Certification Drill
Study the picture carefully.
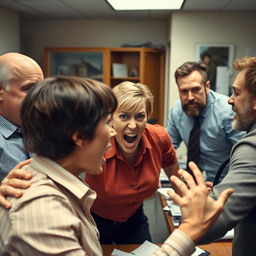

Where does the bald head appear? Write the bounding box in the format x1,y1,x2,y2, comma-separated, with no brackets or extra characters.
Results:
0,52,44,126
0,52,43,89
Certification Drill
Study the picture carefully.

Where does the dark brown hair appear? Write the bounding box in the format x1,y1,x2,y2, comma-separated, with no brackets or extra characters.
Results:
21,76,117,160
175,61,208,85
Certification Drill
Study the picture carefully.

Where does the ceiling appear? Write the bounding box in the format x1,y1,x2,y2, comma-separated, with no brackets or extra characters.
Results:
0,0,256,20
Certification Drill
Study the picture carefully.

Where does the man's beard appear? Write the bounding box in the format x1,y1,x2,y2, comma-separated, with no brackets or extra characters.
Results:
232,98,255,132
182,102,205,117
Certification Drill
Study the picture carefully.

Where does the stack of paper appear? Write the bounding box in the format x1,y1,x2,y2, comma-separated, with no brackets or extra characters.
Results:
111,240,209,256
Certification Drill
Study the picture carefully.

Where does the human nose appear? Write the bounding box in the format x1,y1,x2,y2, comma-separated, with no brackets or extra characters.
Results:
128,119,137,129
228,94,234,105
187,90,195,101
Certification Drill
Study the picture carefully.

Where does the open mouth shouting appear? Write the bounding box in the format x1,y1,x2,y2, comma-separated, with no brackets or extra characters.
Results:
123,134,138,149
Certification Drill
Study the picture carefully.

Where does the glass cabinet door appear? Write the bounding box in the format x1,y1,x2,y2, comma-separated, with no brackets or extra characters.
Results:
45,49,104,81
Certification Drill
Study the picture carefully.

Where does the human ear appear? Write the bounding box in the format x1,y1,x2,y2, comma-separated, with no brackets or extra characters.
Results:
205,81,211,92
72,132,85,148
0,86,5,102
252,98,256,111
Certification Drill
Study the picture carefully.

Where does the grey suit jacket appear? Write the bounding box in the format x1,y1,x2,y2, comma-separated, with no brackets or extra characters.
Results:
197,123,256,256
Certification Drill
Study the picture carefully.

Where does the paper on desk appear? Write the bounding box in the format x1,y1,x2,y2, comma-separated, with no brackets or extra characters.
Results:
192,247,209,256
111,249,132,256
111,241,159,256
160,169,169,182
157,187,173,199
220,229,234,240
111,242,208,256
131,240,159,255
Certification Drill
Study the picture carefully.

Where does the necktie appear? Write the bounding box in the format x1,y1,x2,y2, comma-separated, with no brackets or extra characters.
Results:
186,117,201,174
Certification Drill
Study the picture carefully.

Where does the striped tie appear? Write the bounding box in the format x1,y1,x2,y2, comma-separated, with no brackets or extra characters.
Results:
186,117,201,174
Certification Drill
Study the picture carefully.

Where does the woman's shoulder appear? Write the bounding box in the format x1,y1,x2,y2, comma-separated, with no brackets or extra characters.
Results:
145,124,170,142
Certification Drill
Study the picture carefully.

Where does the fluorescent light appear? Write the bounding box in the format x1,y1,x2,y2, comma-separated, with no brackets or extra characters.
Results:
106,0,184,10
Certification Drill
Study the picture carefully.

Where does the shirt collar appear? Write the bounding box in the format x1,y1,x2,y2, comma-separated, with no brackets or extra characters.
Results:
200,90,214,119
105,125,152,160
0,115,19,138
31,155,94,200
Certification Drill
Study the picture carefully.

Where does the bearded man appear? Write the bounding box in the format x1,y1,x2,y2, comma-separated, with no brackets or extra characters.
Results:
167,61,245,182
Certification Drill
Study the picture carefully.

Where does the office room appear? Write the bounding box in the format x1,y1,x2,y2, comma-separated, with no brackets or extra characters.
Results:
0,0,256,255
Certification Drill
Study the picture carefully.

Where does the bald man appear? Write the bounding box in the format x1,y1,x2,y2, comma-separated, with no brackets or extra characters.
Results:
0,53,43,181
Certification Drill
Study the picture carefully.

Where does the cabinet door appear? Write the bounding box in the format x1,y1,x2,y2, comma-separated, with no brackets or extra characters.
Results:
44,48,106,82
143,51,165,125
109,50,140,87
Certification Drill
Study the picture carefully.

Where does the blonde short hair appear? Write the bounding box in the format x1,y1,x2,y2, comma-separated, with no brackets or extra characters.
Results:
112,81,154,119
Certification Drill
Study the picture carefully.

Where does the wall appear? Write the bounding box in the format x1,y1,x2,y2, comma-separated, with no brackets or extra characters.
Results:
168,11,256,111
167,11,256,156
20,18,168,68
0,7,19,54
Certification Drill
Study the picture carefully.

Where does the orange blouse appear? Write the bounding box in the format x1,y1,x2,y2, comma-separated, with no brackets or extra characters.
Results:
85,124,177,222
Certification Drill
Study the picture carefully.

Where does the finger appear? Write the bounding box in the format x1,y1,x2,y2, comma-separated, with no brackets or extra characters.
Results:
170,175,189,195
14,159,32,169
6,178,31,189
205,181,213,189
3,168,32,182
216,188,234,207
178,168,197,189
168,189,183,206
188,162,205,185
0,184,23,198
0,195,12,209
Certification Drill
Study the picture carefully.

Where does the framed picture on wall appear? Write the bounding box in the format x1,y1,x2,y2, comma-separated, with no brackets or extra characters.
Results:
195,43,235,95
44,48,105,81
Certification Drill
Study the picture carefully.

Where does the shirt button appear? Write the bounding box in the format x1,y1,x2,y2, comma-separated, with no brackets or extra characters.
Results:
130,185,137,190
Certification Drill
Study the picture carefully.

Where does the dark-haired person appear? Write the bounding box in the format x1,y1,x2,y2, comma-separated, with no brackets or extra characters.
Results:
0,80,179,245
167,61,244,182
0,75,232,256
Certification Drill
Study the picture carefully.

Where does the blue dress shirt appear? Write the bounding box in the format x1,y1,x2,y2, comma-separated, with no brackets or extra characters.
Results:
0,116,30,181
167,90,245,182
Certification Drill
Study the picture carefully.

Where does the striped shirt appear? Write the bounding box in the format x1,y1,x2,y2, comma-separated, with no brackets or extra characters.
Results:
0,155,195,256
0,155,102,256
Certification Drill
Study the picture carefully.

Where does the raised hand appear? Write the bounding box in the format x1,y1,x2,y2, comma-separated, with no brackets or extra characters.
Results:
167,162,233,242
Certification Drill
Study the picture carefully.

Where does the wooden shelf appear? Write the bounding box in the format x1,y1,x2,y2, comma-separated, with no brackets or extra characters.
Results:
44,47,165,125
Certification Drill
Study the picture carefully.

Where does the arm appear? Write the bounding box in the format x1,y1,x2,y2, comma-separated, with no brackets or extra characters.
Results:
198,141,256,244
153,162,233,256
163,163,179,179
0,159,32,209
166,106,182,150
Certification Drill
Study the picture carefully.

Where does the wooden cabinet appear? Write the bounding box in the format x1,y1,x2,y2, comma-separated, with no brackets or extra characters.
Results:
44,47,165,124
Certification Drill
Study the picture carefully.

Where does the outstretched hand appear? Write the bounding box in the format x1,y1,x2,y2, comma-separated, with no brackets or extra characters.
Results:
167,162,233,242
0,159,32,209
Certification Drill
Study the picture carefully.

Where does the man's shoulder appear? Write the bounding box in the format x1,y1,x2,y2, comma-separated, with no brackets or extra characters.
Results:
169,100,184,118
209,91,233,117
233,126,256,150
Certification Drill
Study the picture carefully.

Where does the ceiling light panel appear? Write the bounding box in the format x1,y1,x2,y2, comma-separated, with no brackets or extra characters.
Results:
106,0,184,10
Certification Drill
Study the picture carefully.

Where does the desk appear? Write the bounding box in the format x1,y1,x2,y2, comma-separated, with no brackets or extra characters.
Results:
158,193,232,256
102,242,232,256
